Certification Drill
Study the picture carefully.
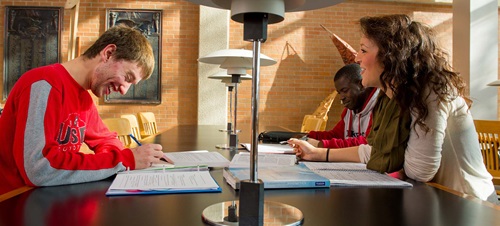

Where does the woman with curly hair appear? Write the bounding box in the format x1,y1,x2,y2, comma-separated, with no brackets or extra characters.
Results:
288,14,496,203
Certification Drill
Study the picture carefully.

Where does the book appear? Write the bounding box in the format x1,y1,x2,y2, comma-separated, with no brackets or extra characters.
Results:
229,153,297,168
303,162,413,188
241,143,294,154
162,150,230,168
106,168,221,196
223,162,330,189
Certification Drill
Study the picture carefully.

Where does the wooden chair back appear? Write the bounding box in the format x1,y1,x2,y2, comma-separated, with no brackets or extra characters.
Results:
137,112,158,137
79,143,94,154
103,118,134,148
121,114,141,140
301,115,325,133
310,91,337,131
473,120,500,195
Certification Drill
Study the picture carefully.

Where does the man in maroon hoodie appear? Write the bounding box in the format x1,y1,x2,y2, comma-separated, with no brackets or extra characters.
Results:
306,63,379,148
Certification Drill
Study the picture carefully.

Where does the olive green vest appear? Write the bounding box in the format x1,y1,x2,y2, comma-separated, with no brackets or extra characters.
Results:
366,93,411,173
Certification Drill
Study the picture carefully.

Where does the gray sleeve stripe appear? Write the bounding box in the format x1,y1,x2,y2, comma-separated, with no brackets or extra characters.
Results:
24,81,123,186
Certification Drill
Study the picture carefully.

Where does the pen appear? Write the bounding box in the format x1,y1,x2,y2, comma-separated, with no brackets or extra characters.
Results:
129,134,142,146
280,135,308,145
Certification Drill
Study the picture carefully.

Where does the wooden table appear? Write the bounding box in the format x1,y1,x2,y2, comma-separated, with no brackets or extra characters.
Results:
1,125,499,226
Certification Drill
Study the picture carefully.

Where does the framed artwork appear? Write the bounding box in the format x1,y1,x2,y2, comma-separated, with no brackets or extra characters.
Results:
104,8,162,104
3,6,63,101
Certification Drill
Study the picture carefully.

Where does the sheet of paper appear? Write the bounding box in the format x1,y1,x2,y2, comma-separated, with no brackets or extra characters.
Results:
229,153,297,168
130,164,209,173
241,143,294,154
109,171,219,190
163,150,230,167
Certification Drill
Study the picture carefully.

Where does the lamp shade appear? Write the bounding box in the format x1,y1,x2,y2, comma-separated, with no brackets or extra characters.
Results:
185,0,344,24
209,71,252,84
199,49,276,75
488,80,500,86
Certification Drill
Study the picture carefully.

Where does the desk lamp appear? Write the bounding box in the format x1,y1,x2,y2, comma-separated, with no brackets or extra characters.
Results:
188,0,344,225
200,49,276,152
208,71,252,150
488,80,500,86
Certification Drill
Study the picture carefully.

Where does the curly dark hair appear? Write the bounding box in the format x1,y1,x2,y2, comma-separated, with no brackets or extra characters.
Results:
359,14,468,132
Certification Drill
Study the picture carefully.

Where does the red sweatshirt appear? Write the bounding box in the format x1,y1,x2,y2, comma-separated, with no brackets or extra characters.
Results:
308,88,380,148
0,64,135,195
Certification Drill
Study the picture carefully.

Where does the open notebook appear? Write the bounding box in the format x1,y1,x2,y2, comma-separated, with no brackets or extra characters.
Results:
303,162,413,188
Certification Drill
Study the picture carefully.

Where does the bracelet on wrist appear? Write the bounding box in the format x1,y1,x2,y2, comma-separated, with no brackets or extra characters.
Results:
325,148,330,162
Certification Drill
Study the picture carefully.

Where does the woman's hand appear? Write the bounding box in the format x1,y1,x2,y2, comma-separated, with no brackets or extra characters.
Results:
287,138,326,161
306,138,321,147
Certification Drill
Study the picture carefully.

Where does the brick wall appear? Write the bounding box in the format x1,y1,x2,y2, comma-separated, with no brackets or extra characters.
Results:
0,0,459,132
229,2,453,131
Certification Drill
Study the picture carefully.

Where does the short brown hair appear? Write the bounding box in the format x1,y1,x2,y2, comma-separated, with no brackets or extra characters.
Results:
82,25,155,79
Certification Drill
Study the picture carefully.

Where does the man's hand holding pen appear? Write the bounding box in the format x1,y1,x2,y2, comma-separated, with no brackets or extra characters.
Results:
130,143,164,169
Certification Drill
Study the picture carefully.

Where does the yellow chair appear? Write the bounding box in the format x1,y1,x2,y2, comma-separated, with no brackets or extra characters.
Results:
121,114,142,141
103,118,134,148
137,112,158,138
300,115,325,133
309,91,337,131
300,91,337,133
473,120,500,195
79,143,94,154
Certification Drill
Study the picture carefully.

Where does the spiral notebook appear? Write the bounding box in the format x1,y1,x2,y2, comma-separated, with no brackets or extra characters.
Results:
303,162,413,188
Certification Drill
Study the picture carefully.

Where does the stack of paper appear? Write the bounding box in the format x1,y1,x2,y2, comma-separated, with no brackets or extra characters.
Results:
229,153,297,168
162,150,230,168
106,168,221,196
240,143,294,154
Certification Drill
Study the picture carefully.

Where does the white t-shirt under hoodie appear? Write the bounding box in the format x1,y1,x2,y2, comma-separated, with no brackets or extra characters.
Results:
358,90,495,201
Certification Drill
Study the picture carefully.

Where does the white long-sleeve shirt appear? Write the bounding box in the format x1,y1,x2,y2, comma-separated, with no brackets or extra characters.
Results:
358,91,495,201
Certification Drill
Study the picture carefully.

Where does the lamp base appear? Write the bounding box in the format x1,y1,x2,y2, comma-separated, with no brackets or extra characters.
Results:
201,200,303,226
215,143,245,150
218,129,241,133
216,129,244,150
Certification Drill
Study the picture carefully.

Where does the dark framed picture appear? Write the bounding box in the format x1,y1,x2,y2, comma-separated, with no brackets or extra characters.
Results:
3,6,63,101
104,8,162,104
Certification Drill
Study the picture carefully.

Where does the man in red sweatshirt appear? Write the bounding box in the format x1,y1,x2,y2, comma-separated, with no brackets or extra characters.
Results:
307,63,379,148
0,25,164,195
